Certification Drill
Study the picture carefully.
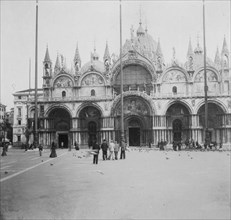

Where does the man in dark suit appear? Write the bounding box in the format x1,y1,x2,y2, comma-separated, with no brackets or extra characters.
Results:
92,140,100,164
101,139,108,160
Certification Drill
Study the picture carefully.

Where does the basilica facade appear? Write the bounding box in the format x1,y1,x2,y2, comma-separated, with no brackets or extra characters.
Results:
13,22,231,148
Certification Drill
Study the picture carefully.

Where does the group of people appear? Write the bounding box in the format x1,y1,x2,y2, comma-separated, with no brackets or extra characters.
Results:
91,139,127,164
155,138,223,151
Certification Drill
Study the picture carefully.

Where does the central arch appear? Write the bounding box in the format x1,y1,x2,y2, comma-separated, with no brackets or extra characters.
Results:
113,95,153,146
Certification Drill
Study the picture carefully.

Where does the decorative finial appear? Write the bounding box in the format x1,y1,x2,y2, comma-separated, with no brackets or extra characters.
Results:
173,47,176,60
197,33,200,47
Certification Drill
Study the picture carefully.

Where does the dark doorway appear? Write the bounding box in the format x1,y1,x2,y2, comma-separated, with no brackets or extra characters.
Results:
88,121,97,148
173,119,182,142
129,127,140,146
58,134,68,148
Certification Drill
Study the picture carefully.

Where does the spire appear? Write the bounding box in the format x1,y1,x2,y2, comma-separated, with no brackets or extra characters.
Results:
156,38,163,57
187,38,193,58
74,42,81,68
44,46,51,63
103,41,111,62
214,47,221,65
54,53,61,74
221,36,229,55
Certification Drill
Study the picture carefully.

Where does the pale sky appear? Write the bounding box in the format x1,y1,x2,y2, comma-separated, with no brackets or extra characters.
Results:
0,0,230,111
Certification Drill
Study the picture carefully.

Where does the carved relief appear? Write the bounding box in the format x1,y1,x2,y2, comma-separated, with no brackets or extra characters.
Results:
163,71,186,82
54,76,73,88
115,97,149,116
195,70,218,82
81,73,104,86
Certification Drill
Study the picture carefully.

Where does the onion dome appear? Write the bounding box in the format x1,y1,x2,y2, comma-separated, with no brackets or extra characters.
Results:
136,21,145,36
81,49,104,74
92,48,99,61
194,41,203,54
123,22,157,61
81,60,105,74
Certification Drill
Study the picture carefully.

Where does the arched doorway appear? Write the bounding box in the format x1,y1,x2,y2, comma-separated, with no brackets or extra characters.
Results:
48,108,71,148
197,103,225,142
172,119,182,142
79,106,101,147
113,95,153,146
166,102,191,142
128,118,141,146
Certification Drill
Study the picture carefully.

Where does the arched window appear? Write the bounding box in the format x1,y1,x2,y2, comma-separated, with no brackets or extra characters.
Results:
172,86,177,94
91,89,95,96
62,91,66,98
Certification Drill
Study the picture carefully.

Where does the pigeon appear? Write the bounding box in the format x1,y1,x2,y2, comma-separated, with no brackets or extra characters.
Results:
78,156,82,158
166,157,169,160
96,170,104,175
41,160,43,162
4,171,8,174
50,163,53,166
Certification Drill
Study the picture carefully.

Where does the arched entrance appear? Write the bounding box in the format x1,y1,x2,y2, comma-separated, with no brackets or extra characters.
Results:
79,106,101,147
128,117,142,146
113,95,153,146
166,102,191,142
48,108,71,148
172,119,182,142
197,103,225,142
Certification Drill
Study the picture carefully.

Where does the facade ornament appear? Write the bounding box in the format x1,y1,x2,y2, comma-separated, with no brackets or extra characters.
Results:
191,99,195,107
128,50,138,60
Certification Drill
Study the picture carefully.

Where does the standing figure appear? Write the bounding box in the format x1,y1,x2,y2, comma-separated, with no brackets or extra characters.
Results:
1,143,7,156
101,139,108,160
108,140,115,160
61,141,64,149
74,141,79,150
120,140,126,159
114,141,119,160
50,142,57,158
172,141,177,151
92,140,100,164
38,144,43,157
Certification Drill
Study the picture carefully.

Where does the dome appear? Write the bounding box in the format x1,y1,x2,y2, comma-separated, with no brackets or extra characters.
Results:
123,26,157,61
81,60,105,74
194,43,203,54
137,23,145,36
92,50,99,60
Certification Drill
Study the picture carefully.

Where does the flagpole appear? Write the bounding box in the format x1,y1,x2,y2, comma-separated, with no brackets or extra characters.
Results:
34,0,38,148
29,58,31,97
120,0,125,143
203,0,209,144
